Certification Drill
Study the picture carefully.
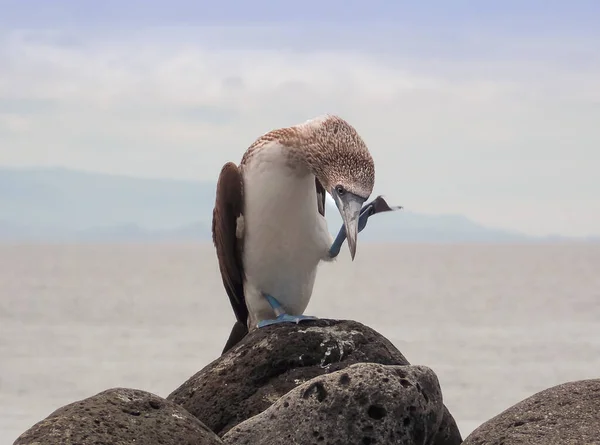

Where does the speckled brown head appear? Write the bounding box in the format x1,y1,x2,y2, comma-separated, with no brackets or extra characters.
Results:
244,115,375,197
294,115,375,200
293,115,375,259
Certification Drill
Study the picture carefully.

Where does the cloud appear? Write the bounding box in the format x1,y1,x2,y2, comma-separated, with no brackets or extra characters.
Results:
0,26,599,236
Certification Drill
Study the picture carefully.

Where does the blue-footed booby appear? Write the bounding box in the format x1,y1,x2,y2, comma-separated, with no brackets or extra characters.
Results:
213,115,400,353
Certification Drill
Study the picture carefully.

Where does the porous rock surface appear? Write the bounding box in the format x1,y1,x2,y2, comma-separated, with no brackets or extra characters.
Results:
463,379,600,445
167,319,461,444
13,387,223,445
223,362,446,445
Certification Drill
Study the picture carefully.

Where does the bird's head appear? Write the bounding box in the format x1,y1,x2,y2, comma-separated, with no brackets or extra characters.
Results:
297,115,375,260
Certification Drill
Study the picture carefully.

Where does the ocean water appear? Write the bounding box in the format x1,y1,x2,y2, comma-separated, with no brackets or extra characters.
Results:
1,243,599,443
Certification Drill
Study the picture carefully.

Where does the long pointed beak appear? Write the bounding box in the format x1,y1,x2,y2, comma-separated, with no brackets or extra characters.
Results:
333,192,365,260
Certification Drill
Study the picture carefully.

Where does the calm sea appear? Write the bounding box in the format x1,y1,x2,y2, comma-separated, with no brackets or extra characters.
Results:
1,243,599,442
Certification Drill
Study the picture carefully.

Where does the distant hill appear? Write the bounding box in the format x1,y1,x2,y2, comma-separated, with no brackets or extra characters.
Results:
0,166,588,243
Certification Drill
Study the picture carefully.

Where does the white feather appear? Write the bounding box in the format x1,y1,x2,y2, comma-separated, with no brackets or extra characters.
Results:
241,142,333,329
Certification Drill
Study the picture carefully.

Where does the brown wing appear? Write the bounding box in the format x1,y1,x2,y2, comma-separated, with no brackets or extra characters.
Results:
212,162,248,326
315,177,326,217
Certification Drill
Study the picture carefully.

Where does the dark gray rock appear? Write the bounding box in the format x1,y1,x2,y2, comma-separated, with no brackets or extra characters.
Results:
167,319,461,444
433,406,464,445
223,362,447,445
463,379,600,445
13,387,223,445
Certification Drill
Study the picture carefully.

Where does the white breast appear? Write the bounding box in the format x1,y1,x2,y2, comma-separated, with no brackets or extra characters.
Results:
240,143,332,328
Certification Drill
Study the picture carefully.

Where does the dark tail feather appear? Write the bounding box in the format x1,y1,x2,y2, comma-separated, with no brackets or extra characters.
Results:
221,321,249,355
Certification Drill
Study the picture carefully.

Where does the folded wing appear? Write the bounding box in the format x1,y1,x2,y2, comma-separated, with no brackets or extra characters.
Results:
212,162,248,327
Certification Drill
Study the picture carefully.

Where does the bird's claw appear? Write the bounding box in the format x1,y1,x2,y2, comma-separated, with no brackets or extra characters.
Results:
357,195,403,232
257,314,319,328
329,195,402,258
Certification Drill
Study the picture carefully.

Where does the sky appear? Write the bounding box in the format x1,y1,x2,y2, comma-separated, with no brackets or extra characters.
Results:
0,0,599,237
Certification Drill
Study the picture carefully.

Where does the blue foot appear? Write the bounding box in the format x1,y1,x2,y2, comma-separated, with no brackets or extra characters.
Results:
329,195,402,258
258,313,319,328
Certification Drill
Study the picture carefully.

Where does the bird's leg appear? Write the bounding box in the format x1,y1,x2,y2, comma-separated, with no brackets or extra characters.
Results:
328,195,401,258
256,294,318,328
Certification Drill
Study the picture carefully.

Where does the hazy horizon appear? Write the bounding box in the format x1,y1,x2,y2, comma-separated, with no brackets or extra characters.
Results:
3,165,600,243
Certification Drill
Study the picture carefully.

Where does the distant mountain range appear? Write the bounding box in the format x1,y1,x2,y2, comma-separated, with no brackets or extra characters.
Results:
0,167,596,243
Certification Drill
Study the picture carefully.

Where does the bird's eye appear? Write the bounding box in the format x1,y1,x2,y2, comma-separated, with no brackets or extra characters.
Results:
336,185,345,196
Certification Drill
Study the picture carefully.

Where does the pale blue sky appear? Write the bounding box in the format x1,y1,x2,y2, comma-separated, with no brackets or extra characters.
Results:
0,1,599,236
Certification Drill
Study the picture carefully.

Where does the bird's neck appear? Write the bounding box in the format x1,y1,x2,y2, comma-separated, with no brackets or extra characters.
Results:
244,139,316,178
